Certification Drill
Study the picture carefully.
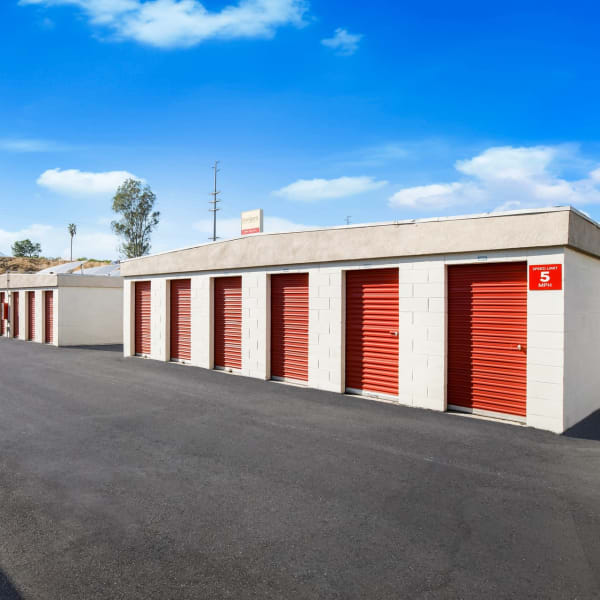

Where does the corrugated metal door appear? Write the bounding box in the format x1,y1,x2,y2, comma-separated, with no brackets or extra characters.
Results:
345,268,399,397
135,281,152,356
0,292,5,336
448,262,527,418
44,291,54,344
214,276,242,370
13,292,20,338
271,273,309,382
27,291,35,341
170,279,191,362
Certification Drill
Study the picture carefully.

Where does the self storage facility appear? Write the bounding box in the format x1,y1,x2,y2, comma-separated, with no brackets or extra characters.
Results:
0,273,123,346
119,206,600,434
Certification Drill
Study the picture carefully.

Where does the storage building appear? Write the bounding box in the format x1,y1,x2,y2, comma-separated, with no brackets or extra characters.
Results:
119,207,600,434
0,273,123,346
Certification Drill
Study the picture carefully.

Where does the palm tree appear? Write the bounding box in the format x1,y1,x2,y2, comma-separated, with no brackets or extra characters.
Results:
68,223,77,261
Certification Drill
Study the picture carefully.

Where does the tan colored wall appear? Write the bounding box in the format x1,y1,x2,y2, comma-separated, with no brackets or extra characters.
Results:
0,273,121,290
58,286,123,346
121,209,577,277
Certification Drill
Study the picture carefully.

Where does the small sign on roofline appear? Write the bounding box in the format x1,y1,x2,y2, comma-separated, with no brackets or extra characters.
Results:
241,209,263,235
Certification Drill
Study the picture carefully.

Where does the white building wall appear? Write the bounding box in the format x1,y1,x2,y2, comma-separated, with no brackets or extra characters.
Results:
18,291,27,341
563,248,600,430
396,259,446,410
34,290,43,343
191,275,212,368
525,250,566,433
123,280,134,356
150,278,168,360
308,267,343,392
52,289,59,346
122,247,580,433
242,272,268,379
57,286,123,346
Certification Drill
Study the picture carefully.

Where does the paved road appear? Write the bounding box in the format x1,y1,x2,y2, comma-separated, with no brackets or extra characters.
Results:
0,338,599,600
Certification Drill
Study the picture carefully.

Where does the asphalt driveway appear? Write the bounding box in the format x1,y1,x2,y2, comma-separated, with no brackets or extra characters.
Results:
0,338,599,599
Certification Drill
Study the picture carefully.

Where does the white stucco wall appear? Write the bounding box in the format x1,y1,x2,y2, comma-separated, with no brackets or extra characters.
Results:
58,286,123,346
563,248,600,430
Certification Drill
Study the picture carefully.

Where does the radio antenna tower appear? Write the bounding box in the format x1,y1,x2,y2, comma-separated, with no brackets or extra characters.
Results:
209,161,221,242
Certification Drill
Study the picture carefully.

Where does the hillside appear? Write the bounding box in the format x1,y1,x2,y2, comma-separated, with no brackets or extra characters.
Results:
0,257,111,274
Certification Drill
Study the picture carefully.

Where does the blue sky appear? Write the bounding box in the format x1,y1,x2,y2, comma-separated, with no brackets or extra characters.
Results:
2,0,600,259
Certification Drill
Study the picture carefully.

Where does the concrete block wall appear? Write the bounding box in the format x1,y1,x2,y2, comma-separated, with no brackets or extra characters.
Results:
308,267,343,392
35,290,43,343
242,271,269,379
123,280,133,356
124,246,597,433
525,250,565,433
150,279,168,360
18,291,26,341
396,259,446,411
191,275,212,368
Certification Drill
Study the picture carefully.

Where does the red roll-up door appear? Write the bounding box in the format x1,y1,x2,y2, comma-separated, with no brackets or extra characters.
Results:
448,262,528,418
44,291,54,344
345,268,399,397
27,291,35,341
0,292,5,336
135,281,152,356
271,273,309,382
170,279,191,362
214,276,242,370
13,292,20,338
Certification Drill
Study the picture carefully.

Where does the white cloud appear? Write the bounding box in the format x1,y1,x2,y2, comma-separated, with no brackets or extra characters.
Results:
193,215,314,240
0,137,66,152
0,223,119,259
389,145,600,212
321,27,362,56
19,0,308,48
37,168,138,197
274,176,387,202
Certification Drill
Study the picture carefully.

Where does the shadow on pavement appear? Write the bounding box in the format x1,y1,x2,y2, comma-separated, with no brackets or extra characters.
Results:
66,344,124,353
563,409,600,441
0,569,24,600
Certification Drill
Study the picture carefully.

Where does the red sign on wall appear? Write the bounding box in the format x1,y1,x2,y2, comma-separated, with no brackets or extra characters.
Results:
529,264,562,290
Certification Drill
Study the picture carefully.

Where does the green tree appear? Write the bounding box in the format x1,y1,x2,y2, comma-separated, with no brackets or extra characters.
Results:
111,179,160,258
12,239,41,258
68,223,77,261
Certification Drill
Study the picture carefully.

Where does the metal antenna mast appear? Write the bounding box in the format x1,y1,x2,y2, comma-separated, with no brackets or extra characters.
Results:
345,215,352,225
209,161,221,242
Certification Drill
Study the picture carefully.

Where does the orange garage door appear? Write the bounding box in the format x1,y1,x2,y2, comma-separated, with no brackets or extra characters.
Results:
448,262,528,418
271,273,309,383
44,291,54,344
13,292,20,338
27,291,35,341
135,281,152,355
345,268,399,397
170,279,191,362
214,277,242,370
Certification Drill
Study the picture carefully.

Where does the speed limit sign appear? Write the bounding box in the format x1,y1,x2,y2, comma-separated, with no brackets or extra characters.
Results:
529,264,562,290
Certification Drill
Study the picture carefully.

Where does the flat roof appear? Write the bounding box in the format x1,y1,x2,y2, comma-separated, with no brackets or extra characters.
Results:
0,273,123,290
120,206,600,277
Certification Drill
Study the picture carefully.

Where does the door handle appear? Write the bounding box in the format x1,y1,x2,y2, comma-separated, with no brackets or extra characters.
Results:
517,344,523,351
390,331,399,336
